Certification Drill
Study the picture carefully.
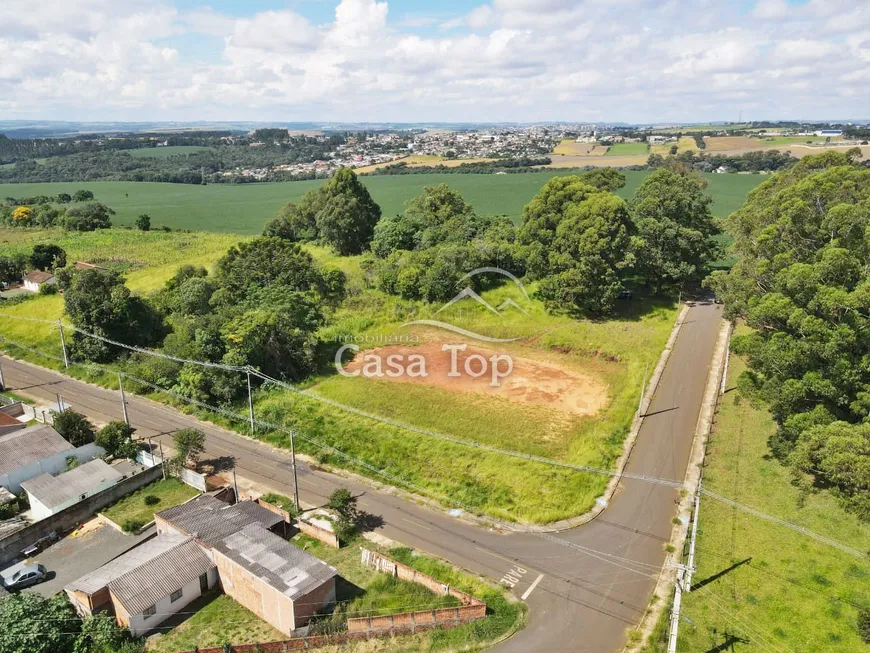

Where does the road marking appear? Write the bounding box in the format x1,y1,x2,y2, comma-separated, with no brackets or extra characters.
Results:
521,573,544,600
500,564,528,588
401,517,431,531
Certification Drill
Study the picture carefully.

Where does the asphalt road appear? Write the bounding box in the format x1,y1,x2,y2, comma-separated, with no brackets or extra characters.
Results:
0,301,723,652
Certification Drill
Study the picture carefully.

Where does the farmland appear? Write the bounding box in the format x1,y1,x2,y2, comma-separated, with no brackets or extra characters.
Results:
126,145,214,158
645,352,870,652
0,171,764,233
552,139,607,156
605,142,649,156
650,136,697,155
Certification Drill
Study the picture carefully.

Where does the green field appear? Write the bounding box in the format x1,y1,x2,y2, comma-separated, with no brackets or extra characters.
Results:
605,143,649,156
644,352,870,652
126,145,214,158
0,172,763,234
755,136,825,146
102,478,199,529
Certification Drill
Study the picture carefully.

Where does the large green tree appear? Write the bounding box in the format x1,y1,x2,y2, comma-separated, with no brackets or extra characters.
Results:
630,168,720,292
315,167,381,255
63,268,165,361
707,152,870,517
0,593,80,653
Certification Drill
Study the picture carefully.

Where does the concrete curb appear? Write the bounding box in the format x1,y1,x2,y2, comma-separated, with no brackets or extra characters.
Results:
625,318,732,652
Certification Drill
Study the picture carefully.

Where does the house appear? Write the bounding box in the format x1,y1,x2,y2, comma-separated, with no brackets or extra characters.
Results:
0,425,103,493
814,129,843,137
65,533,218,636
0,411,25,436
21,459,124,520
156,496,338,635
22,270,55,293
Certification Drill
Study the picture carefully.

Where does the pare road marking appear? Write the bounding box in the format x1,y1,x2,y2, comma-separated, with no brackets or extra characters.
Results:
500,565,527,588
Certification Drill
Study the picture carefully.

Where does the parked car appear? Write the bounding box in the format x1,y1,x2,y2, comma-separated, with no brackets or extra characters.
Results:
2,564,47,590
618,290,633,300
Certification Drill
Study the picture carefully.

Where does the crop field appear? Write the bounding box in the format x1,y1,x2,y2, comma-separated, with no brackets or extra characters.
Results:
126,145,214,158
650,136,698,155
0,172,763,234
703,136,760,151
552,140,608,156
644,352,870,652
605,142,649,156
354,154,499,174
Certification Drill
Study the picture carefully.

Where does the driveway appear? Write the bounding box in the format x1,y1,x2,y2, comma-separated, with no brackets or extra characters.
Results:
1,520,155,598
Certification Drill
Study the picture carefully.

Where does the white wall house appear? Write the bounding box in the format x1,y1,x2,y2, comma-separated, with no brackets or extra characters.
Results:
21,459,124,521
22,270,55,293
0,425,104,494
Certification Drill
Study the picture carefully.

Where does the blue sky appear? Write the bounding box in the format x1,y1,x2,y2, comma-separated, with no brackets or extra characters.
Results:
2,0,869,123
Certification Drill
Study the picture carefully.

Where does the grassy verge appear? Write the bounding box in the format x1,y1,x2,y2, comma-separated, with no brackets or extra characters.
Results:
101,478,199,530
642,353,870,652
295,535,524,652
145,593,284,653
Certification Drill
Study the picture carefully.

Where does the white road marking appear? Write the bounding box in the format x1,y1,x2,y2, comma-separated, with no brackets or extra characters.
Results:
521,573,544,600
401,517,431,531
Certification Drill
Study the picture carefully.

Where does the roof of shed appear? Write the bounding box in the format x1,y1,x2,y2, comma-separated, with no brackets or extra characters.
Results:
21,459,122,509
156,496,283,545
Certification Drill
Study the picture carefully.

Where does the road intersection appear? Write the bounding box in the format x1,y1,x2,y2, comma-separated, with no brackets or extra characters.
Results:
0,301,724,652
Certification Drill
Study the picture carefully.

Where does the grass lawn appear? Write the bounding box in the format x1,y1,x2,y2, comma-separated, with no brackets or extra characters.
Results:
643,352,870,652
605,143,649,156
146,593,284,653
0,171,762,233
102,478,199,529
293,536,524,652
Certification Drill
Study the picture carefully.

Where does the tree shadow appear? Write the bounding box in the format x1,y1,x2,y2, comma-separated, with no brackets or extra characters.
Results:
692,557,752,591
199,454,236,474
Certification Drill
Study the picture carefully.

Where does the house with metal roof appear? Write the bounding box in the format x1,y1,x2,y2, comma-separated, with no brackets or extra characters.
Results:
0,424,104,493
156,496,337,635
21,459,124,521
65,533,218,636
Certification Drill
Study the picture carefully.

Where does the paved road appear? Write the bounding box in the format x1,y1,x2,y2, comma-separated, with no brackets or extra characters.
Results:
0,302,723,652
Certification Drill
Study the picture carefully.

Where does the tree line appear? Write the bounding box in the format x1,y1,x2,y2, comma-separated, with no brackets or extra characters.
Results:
708,150,870,521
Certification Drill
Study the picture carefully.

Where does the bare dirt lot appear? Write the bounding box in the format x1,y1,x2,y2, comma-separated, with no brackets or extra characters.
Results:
343,341,609,417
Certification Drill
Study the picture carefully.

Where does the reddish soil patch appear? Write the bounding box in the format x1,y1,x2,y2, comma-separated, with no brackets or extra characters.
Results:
343,341,608,417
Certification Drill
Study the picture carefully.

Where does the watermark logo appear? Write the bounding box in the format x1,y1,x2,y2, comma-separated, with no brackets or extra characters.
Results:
334,267,530,386
401,267,530,343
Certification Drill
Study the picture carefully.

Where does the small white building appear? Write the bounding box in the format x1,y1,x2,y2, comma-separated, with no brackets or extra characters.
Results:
21,458,123,520
0,425,104,493
22,270,55,293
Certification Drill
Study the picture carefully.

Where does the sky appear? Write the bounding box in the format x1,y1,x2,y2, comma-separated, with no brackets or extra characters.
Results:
2,0,869,124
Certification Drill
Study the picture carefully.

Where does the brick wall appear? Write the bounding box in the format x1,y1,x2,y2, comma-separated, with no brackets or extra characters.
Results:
296,519,339,549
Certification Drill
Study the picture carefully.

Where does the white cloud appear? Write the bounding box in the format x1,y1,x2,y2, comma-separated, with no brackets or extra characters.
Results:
1,0,869,122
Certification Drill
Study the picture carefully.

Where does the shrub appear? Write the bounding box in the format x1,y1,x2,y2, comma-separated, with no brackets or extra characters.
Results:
121,518,147,533
143,495,160,506
859,607,870,644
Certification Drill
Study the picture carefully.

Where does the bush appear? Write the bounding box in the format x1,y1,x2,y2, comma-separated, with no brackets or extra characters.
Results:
38,282,58,295
143,495,160,506
859,607,870,644
121,518,147,533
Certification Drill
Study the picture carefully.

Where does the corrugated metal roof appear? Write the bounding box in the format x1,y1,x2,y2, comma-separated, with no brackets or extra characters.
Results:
216,523,337,601
0,425,73,477
108,538,214,615
65,533,189,595
21,459,122,509
157,496,283,546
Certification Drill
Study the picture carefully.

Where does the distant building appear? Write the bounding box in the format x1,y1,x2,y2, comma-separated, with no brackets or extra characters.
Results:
22,270,55,293
21,459,124,520
0,425,103,493
815,129,843,137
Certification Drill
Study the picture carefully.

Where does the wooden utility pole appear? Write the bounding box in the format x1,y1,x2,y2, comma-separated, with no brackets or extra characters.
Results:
118,373,129,425
58,320,69,368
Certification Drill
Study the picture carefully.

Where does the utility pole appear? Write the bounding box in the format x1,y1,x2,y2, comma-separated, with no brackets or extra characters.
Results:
56,393,65,412
638,361,650,416
289,429,300,513
58,319,69,369
686,480,701,591
246,369,255,435
667,565,687,653
118,373,129,426
0,358,5,391
158,441,167,480
232,465,239,503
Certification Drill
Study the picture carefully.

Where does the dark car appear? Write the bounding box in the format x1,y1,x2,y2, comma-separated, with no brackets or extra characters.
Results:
2,564,47,590
618,290,633,300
